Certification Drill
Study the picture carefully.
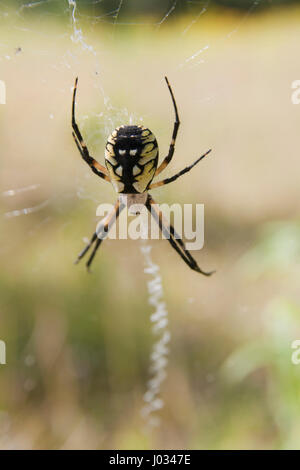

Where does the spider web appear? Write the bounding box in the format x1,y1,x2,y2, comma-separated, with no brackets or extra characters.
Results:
0,0,263,219
0,0,263,441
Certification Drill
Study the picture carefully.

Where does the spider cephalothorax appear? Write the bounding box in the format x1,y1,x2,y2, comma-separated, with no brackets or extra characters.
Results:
71,76,214,275
105,125,158,194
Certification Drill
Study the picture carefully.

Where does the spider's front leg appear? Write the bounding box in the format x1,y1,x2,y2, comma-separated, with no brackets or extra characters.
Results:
145,194,214,276
72,77,110,182
155,76,180,176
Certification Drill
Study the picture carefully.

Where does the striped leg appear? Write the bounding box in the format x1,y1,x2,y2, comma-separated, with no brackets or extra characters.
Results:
155,76,180,176
72,77,110,182
149,149,211,190
146,194,214,276
75,200,125,272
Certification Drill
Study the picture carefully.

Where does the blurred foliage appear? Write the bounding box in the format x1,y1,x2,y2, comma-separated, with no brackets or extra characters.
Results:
239,221,300,278
9,0,300,16
213,0,298,10
222,298,300,449
1,0,300,450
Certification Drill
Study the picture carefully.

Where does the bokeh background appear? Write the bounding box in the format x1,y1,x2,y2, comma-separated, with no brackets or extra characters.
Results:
1,0,300,450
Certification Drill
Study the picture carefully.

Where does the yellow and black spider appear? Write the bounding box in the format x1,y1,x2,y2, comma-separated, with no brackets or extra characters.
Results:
72,77,214,275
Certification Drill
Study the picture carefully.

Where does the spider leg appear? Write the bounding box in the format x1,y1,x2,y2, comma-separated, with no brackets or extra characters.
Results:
75,199,125,272
72,77,110,182
155,77,180,177
74,230,98,264
85,238,103,272
149,149,211,189
146,194,214,276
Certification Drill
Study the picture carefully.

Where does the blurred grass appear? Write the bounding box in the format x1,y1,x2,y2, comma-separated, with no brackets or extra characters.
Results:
0,5,300,449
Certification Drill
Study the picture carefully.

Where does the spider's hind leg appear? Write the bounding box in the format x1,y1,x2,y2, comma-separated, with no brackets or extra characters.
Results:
146,194,214,276
75,200,125,272
74,232,98,265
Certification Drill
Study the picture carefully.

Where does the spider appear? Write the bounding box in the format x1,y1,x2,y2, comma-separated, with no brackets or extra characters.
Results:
72,76,214,275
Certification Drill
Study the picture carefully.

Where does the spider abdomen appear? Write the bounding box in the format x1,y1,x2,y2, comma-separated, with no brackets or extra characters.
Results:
105,125,158,194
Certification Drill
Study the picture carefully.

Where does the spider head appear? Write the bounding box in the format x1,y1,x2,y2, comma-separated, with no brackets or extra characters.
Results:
104,125,159,193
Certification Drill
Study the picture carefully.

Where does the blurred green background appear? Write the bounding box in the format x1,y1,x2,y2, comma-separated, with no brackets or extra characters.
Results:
1,0,300,450
8,0,300,14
